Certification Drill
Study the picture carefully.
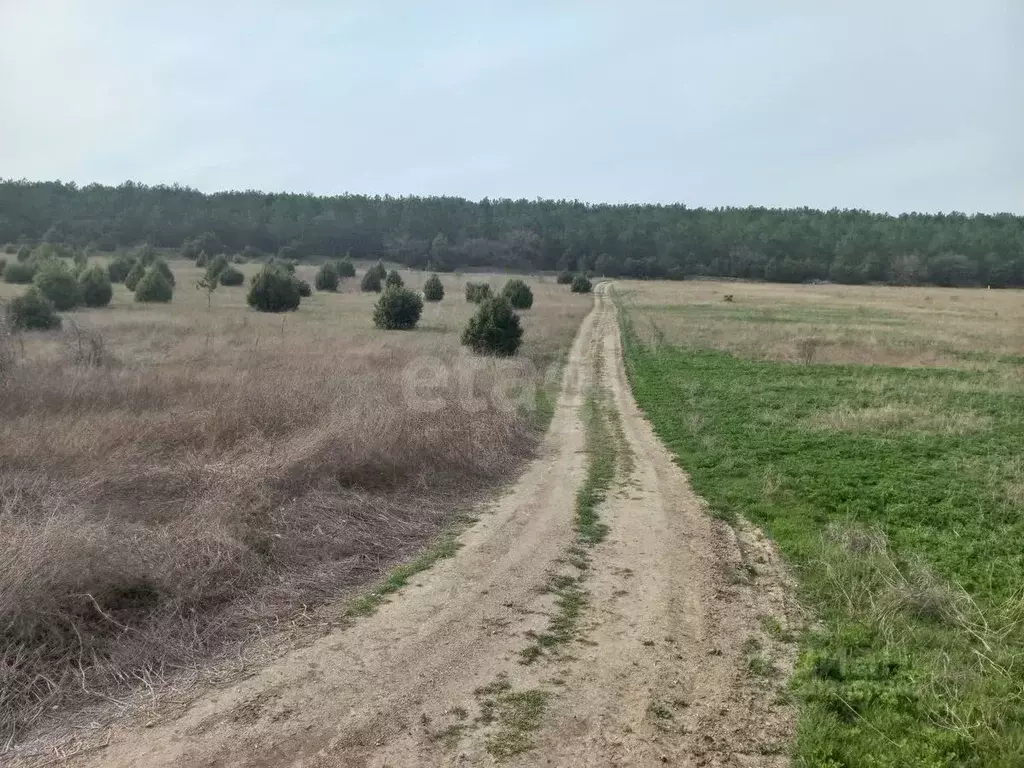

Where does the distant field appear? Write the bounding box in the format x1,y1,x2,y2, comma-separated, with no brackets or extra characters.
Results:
618,280,1024,767
0,260,590,740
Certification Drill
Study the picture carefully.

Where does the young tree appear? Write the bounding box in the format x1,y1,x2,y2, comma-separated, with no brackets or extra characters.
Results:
134,266,174,303
7,287,61,330
423,273,444,301
372,286,423,330
385,269,404,288
501,278,533,309
247,264,301,312
570,275,592,294
461,296,523,357
465,282,492,303
34,260,81,310
78,264,113,307
360,269,382,292
315,262,340,291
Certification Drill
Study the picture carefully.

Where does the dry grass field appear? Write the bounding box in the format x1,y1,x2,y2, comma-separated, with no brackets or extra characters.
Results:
0,261,590,741
618,279,1024,766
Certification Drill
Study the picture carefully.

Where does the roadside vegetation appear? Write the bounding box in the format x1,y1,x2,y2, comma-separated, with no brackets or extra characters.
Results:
618,280,1024,767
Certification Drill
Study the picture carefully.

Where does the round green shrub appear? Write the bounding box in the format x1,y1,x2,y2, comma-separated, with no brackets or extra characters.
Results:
7,287,61,330
556,270,573,285
368,261,388,281
570,275,593,294
423,273,444,301
502,278,533,309
360,269,382,292
219,265,244,286
465,282,493,303
385,269,404,288
4,261,37,284
107,254,135,283
247,264,300,312
78,264,113,308
314,262,340,291
294,278,312,297
372,286,423,330
335,258,356,278
462,296,523,357
33,261,81,310
134,266,174,303
123,260,146,291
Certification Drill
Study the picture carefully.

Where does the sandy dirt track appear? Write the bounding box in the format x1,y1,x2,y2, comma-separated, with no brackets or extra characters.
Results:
62,285,797,767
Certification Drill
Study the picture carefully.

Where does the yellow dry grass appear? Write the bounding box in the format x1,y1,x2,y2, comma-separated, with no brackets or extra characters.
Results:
0,261,590,740
618,279,1024,369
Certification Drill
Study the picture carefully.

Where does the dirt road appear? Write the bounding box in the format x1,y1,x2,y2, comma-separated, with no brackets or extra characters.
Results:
64,285,797,767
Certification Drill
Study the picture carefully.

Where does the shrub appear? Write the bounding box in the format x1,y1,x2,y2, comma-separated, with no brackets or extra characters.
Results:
134,266,174,303
461,296,523,357
570,275,593,294
33,260,81,310
134,244,157,267
314,262,340,291
502,278,534,309
123,260,146,291
78,264,113,308
335,258,356,278
465,282,493,303
4,261,37,284
219,265,244,286
204,254,229,284
247,264,301,312
423,273,444,301
372,286,423,330
6,287,61,330
556,270,573,285
107,254,135,283
16,245,31,262
368,260,388,280
195,250,210,267
294,278,312,297
385,269,404,288
361,269,382,292
153,258,176,287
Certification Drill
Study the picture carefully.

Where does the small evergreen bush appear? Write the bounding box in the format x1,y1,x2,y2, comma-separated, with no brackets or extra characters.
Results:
570,275,593,293
501,278,533,309
360,269,383,292
556,270,573,285
314,262,340,291
294,278,312,297
33,261,81,310
247,264,301,312
372,286,423,330
78,265,113,307
219,265,244,286
124,260,146,291
134,266,174,303
7,287,61,330
461,296,523,357
107,254,135,283
4,261,37,284
423,273,444,301
465,282,493,303
385,269,404,288
335,258,356,278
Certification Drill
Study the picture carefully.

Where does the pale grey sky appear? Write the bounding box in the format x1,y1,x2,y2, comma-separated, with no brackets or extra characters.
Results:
2,1,1021,213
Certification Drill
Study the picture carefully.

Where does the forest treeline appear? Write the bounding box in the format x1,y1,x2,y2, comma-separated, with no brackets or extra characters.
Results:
3,180,1023,287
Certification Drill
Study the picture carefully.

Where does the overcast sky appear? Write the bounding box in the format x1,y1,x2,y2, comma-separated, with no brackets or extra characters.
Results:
1,1,1021,213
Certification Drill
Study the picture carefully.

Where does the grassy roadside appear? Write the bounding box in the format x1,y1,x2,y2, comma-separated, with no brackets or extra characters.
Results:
618,300,1024,767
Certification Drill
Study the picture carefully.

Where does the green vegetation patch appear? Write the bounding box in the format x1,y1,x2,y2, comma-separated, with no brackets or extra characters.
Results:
619,305,1024,767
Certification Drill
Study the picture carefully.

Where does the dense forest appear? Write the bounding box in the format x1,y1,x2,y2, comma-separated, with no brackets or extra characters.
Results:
2,180,1023,287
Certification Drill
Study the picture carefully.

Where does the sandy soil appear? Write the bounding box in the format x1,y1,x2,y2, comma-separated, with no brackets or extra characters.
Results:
54,285,797,767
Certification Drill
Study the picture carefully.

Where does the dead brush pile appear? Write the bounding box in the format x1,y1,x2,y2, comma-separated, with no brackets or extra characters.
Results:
0,324,539,740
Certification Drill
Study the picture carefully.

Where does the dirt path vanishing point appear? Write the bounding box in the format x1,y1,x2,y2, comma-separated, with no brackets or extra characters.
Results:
58,285,799,768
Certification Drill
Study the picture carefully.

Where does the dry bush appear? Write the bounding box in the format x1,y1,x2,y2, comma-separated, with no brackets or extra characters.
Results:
0,262,591,741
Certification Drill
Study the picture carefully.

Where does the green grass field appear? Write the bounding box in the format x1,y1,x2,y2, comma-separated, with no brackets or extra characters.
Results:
617,281,1024,767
